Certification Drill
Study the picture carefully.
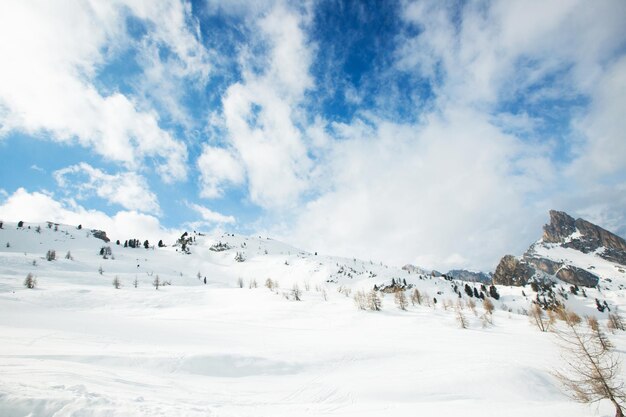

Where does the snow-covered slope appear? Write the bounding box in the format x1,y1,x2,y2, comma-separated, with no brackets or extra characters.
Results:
0,220,625,416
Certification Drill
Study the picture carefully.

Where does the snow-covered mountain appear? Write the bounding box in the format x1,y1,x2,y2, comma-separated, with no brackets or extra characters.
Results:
0,214,625,417
493,210,626,291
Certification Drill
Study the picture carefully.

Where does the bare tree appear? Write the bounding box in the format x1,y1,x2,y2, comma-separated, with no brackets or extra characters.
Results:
153,275,161,290
112,276,121,289
410,288,422,306
249,278,258,289
237,277,244,288
265,278,275,290
554,319,626,417
46,249,56,261
65,251,73,260
367,290,382,311
587,316,614,352
608,313,625,332
24,273,37,289
394,291,408,311
291,284,301,301
133,277,138,288
354,290,367,310
483,298,495,315
456,307,468,329
529,304,554,332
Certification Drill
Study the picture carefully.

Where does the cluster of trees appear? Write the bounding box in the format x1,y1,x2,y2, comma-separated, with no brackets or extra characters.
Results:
99,246,113,259
121,239,148,249
177,232,193,254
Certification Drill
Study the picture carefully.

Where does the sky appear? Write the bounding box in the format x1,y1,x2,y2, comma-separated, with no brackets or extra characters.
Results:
0,0,625,272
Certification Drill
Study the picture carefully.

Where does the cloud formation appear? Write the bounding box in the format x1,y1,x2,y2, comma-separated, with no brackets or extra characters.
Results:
0,0,211,182
0,188,176,244
54,163,160,214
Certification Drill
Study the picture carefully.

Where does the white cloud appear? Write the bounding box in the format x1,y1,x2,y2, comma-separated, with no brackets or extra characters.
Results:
187,202,235,224
0,188,177,244
54,163,160,214
396,0,626,106
570,56,626,177
0,0,211,182
197,146,245,198
204,4,314,208
279,109,552,271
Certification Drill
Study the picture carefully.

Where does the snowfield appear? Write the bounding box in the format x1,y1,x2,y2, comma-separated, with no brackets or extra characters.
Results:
1,222,625,416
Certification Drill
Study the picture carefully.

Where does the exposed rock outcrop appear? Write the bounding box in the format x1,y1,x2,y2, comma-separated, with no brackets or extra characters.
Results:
524,257,562,275
492,255,535,286
91,229,110,243
543,210,626,265
491,210,620,288
556,266,599,287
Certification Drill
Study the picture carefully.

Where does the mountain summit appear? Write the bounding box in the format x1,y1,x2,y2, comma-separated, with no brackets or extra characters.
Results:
493,210,626,287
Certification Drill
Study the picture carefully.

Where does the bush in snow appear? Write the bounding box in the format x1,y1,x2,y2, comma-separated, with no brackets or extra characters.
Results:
65,251,73,260
235,252,245,262
5,242,9,248
265,278,275,290
24,273,37,289
17,221,24,228
46,250,56,261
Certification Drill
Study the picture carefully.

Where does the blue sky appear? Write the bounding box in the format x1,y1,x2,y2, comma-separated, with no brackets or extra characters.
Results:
0,0,625,271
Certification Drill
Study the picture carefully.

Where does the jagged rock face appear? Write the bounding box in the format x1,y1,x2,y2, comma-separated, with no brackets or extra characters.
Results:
489,210,622,288
543,210,577,243
543,210,626,265
556,266,599,287
524,257,562,275
91,229,110,243
492,255,534,286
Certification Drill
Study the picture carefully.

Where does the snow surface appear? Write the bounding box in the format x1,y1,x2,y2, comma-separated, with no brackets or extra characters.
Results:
1,221,625,416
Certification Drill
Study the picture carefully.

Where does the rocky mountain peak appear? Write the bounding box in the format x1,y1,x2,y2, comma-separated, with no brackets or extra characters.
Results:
493,210,626,287
542,209,626,265
542,210,577,243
